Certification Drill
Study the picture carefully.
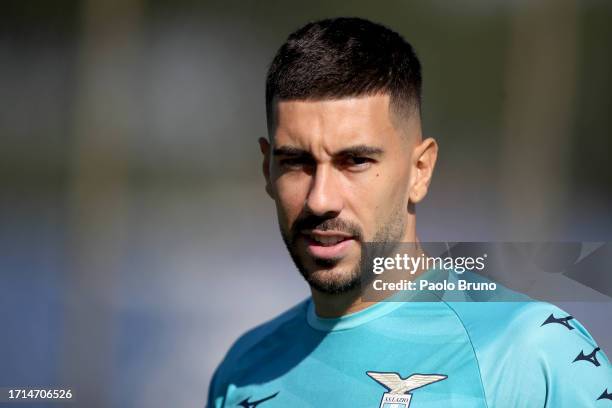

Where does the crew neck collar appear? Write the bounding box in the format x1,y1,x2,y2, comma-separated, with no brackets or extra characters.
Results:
305,268,449,331
306,297,405,332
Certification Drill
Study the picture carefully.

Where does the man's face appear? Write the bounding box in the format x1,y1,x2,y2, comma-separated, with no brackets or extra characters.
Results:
260,94,434,294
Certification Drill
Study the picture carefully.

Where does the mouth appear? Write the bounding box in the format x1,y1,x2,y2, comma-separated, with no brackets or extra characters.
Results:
300,230,357,260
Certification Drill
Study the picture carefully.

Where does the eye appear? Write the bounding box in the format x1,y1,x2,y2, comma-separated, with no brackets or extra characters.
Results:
343,156,374,170
279,156,313,169
347,156,370,165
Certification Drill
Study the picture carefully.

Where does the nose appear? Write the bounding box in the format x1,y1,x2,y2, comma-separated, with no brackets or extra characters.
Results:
305,164,344,217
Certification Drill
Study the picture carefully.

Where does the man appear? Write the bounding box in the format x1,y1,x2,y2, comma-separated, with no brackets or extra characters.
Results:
207,17,611,407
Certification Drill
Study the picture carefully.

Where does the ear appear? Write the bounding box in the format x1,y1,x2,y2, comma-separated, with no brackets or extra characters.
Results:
258,137,274,198
409,137,438,204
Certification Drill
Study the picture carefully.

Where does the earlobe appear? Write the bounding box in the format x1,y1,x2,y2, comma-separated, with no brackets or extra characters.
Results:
409,186,425,204
409,137,438,204
409,190,421,204
264,182,273,198
258,137,273,199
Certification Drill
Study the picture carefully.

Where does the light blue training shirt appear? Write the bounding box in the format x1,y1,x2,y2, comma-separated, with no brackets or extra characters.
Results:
207,271,611,407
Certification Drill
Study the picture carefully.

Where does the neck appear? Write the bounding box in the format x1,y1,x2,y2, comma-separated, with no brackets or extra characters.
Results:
311,220,419,318
310,287,375,318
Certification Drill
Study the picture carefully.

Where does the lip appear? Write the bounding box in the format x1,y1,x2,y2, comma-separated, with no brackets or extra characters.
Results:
301,230,356,260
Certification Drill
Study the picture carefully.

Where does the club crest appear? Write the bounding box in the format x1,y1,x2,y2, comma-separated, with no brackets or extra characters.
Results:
367,371,447,408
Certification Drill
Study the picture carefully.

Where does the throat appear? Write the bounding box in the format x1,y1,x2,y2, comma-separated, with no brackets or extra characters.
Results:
310,287,377,318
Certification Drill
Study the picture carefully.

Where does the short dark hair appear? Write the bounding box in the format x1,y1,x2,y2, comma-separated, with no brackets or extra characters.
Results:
265,17,422,134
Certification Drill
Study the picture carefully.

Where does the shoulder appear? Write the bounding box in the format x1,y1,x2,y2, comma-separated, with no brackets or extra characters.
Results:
208,299,309,397
217,298,308,370
225,299,309,359
439,269,602,354
444,298,602,360
439,271,578,342
445,299,611,406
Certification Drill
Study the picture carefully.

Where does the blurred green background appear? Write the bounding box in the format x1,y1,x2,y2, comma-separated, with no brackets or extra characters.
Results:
1,1,611,407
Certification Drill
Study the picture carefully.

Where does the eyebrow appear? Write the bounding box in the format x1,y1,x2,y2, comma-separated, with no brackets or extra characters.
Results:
273,145,384,157
272,146,308,156
336,145,384,157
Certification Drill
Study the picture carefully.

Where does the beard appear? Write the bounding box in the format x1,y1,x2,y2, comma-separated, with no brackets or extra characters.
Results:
280,200,407,295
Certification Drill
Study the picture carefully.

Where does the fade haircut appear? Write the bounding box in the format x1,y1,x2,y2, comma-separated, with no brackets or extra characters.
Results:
265,17,422,135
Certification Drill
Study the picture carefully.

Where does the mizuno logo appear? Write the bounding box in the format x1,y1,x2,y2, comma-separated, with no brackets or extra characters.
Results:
598,389,612,401
541,313,574,330
238,392,279,407
573,346,601,367
367,371,447,408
